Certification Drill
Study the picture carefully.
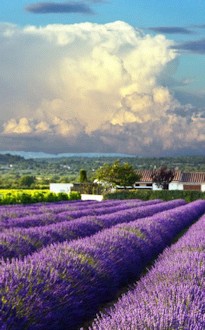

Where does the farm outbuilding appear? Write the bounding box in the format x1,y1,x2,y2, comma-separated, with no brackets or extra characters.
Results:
169,172,205,191
135,170,205,191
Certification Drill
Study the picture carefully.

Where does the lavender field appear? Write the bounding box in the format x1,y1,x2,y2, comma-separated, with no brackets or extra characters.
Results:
91,208,205,330
0,198,205,329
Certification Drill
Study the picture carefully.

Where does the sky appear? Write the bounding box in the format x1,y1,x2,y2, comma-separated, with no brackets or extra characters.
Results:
0,0,205,156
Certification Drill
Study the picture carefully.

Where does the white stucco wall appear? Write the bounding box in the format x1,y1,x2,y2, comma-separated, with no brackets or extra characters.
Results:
81,194,103,201
152,183,162,191
201,184,205,192
50,183,74,193
169,182,184,190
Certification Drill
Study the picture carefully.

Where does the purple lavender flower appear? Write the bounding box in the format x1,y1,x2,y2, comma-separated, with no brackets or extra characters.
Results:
91,210,205,330
0,199,158,231
0,200,204,329
0,199,183,259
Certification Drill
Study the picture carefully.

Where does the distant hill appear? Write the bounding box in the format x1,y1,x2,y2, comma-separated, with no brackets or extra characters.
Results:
0,153,25,163
0,151,136,159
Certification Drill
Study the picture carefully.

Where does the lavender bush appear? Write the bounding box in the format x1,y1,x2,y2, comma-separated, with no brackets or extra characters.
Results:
0,199,152,231
0,199,182,259
0,200,95,224
0,200,204,329
91,211,205,330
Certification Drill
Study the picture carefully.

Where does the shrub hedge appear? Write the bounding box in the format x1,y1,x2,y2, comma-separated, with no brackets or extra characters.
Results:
104,189,205,202
0,190,81,204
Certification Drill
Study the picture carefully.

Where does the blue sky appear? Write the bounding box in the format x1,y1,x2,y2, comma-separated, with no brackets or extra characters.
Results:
0,0,205,156
1,1,205,27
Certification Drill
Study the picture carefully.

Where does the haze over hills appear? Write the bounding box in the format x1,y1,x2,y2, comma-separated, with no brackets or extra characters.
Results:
0,151,136,159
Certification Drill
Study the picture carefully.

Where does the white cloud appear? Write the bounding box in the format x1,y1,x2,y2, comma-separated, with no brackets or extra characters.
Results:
3,118,33,134
0,21,205,154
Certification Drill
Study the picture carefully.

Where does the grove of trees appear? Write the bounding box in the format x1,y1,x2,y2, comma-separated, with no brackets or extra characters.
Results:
94,160,141,189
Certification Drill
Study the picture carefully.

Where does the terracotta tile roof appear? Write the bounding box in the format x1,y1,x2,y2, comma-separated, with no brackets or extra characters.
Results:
172,171,181,181
181,172,205,183
136,170,205,183
136,170,181,183
136,170,153,182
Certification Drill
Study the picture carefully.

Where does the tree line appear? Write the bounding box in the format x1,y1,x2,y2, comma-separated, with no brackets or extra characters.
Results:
0,159,175,191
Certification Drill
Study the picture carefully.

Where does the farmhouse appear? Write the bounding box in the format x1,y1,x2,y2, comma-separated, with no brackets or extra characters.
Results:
134,170,205,191
169,172,205,191
50,183,74,193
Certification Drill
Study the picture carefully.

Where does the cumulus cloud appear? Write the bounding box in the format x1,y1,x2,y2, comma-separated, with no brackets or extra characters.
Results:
0,21,205,155
111,87,175,125
3,118,33,134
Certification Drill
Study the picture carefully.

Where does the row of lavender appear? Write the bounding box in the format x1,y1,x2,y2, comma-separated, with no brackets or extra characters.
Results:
1,200,205,329
1,199,145,224
0,199,96,220
91,210,205,329
0,200,154,231
0,199,139,225
0,199,183,259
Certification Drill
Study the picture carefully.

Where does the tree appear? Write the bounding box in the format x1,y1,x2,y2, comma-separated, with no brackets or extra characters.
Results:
19,175,36,188
79,169,88,183
94,160,141,189
151,166,175,190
